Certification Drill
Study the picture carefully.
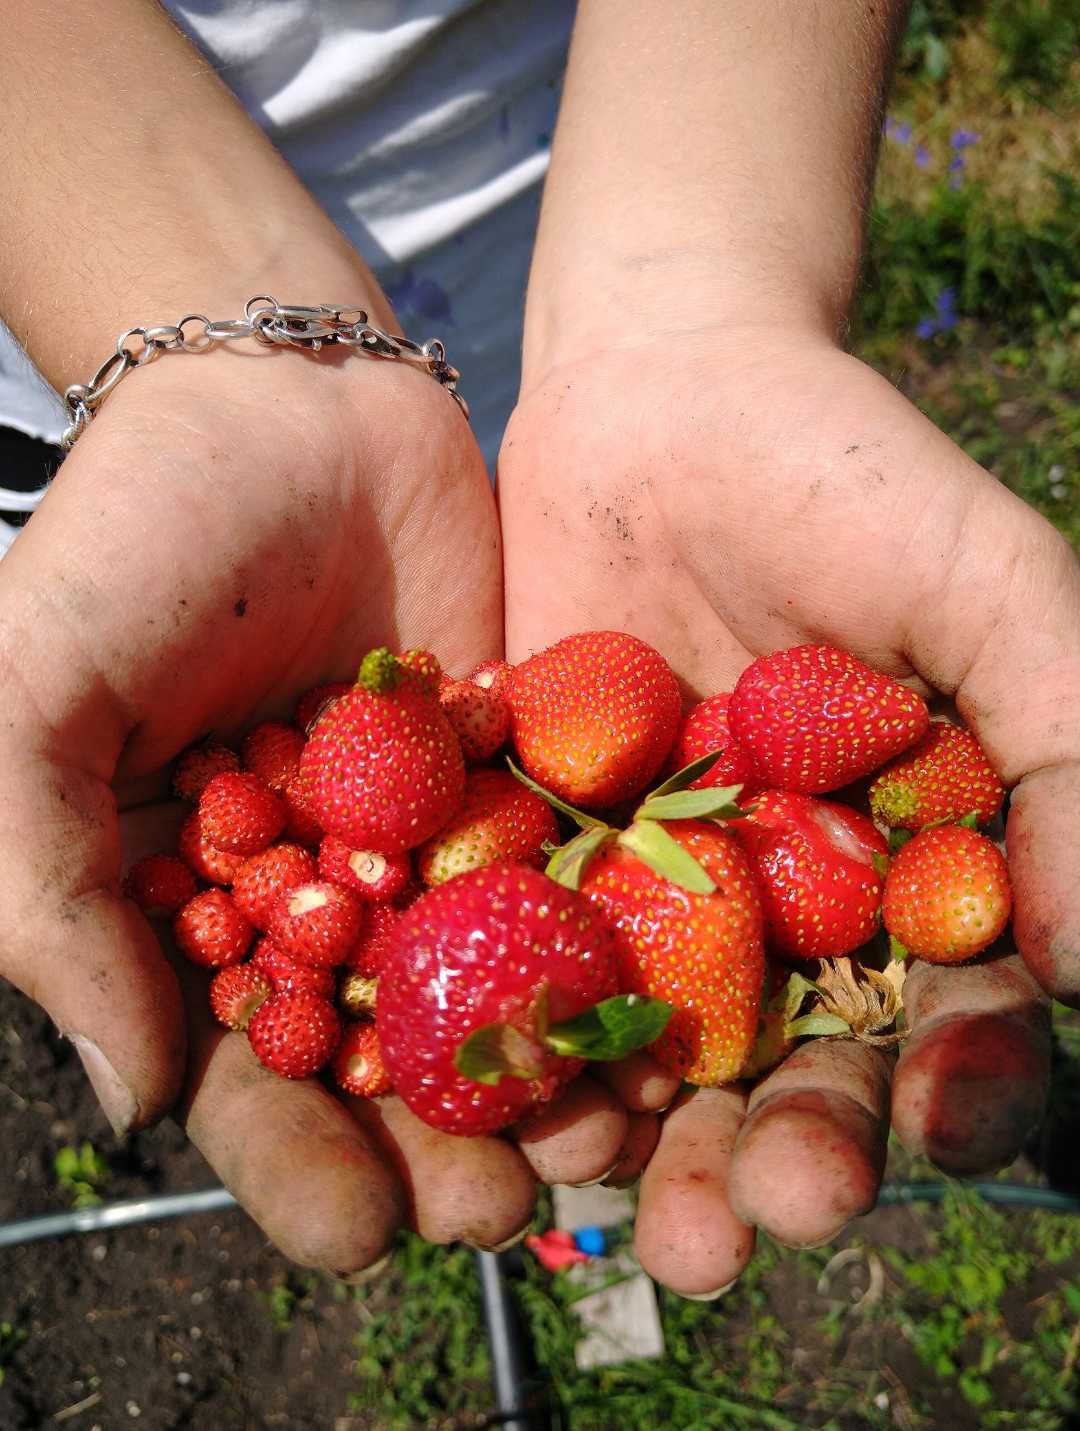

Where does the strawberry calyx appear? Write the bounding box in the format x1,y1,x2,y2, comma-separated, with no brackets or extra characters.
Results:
454,992,673,1085
779,958,908,1046
356,647,403,693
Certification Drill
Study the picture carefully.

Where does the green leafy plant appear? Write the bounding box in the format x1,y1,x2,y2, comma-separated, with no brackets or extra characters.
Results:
52,1142,110,1208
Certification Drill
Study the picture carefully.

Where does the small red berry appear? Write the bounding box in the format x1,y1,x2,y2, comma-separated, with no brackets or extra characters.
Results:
343,902,401,976
467,659,513,700
209,964,273,1030
177,812,247,886
198,772,286,856
318,837,412,902
173,889,254,968
241,722,305,794
439,679,511,762
331,1022,392,1097
295,681,353,735
123,854,197,917
281,772,325,848
268,881,366,968
232,843,318,930
252,938,336,998
173,742,240,802
248,991,341,1079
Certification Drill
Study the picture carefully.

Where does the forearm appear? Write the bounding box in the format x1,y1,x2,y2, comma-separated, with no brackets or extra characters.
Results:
524,0,909,385
0,0,389,391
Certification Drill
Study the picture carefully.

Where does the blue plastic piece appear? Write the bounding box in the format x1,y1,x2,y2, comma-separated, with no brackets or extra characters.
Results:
573,1225,606,1257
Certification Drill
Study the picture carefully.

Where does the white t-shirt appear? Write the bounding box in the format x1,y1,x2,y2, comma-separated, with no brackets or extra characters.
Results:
0,1,574,548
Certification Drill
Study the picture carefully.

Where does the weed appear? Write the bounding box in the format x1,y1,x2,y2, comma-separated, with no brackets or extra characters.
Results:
52,1142,110,1208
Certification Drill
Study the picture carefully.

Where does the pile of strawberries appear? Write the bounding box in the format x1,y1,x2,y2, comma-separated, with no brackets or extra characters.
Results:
123,633,1012,1138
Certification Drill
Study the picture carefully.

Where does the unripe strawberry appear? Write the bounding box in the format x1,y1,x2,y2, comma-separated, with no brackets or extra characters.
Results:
869,721,1005,830
173,889,254,968
338,972,379,1018
417,768,559,886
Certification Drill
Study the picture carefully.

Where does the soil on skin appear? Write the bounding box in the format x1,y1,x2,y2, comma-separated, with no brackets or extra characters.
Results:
0,982,371,1431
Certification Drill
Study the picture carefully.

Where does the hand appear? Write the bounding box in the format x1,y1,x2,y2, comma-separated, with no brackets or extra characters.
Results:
498,331,1067,1294
0,345,625,1274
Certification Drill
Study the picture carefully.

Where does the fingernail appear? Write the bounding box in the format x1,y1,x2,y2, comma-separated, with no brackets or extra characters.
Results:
566,1162,620,1189
680,1278,738,1303
472,1226,531,1254
71,1036,139,1138
339,1252,393,1286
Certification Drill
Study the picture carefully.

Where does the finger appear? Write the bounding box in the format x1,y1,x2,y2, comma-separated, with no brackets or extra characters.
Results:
592,1051,682,1113
177,969,404,1275
350,1095,537,1250
634,1086,754,1298
511,1075,628,1186
728,1039,891,1248
1008,769,1080,1002
892,952,1050,1175
603,1111,661,1188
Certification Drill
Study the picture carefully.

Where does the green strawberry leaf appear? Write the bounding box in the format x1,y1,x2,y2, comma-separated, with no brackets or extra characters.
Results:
545,826,614,890
646,750,724,798
889,935,909,962
636,784,747,823
544,994,673,1061
871,852,890,879
785,1012,853,1040
454,1023,546,1085
506,758,605,829
889,828,915,854
617,819,716,894
957,811,980,829
771,970,823,1021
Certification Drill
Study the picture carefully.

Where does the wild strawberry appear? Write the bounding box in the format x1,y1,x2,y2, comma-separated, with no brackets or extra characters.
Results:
869,720,1005,830
728,645,929,794
173,889,254,968
398,648,443,698
300,648,465,853
507,630,681,809
280,772,325,848
267,881,366,968
343,902,401,976
883,824,1011,964
198,772,286,856
331,1022,392,1097
177,812,247,885
123,854,198,917
247,991,341,1078
416,768,559,886
468,659,513,700
579,820,765,1085
669,693,761,793
295,681,352,735
252,937,336,998
209,964,273,1031
338,971,379,1017
377,864,643,1136
232,843,318,930
317,837,412,902
173,742,240,802
241,722,305,794
438,679,511,762
731,790,888,960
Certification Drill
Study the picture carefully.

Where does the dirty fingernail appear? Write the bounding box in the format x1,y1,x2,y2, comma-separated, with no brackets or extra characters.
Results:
339,1252,393,1286
72,1036,139,1138
679,1278,739,1303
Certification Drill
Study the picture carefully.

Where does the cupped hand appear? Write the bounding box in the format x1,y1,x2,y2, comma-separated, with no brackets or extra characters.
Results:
498,333,1072,1293
0,344,623,1274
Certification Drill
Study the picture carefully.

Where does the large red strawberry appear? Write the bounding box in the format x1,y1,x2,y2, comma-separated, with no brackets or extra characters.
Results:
300,647,465,853
416,768,559,886
883,824,1011,963
731,790,888,959
578,820,765,1085
668,693,761,793
377,864,666,1136
247,991,341,1078
728,644,929,794
507,630,681,809
869,720,1005,830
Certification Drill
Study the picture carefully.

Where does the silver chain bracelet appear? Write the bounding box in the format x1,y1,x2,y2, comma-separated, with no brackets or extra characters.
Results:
60,294,468,450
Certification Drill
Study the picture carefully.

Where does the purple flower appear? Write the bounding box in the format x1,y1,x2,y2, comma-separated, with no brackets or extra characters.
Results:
915,317,938,340
948,154,965,173
915,287,959,339
914,144,931,168
892,120,914,144
950,129,979,149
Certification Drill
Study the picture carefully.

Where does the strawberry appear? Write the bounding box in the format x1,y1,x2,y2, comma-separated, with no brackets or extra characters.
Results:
869,720,1005,830
731,790,888,959
331,1022,392,1097
252,937,336,998
123,854,197,917
247,991,341,1079
439,679,511,762
727,644,929,794
300,648,465,853
883,824,1011,963
177,812,247,885
317,836,412,902
241,722,305,794
295,681,352,735
737,961,797,1080
669,693,761,794
507,630,681,809
173,889,254,968
377,864,657,1136
343,902,401,976
280,772,325,848
398,648,443,698
173,742,240,802
209,964,273,1031
468,659,513,700
338,971,379,1017
578,820,765,1085
416,768,559,887
267,880,366,968
198,772,286,856
231,842,318,930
